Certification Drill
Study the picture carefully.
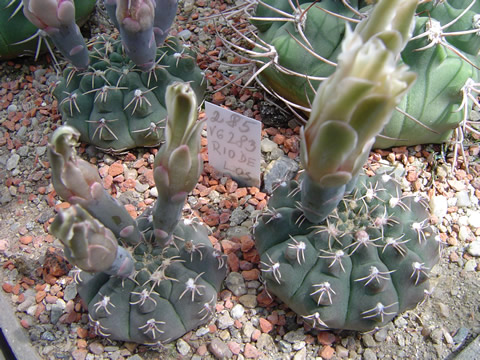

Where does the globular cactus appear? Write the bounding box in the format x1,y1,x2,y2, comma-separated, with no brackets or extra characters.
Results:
254,0,442,332
52,34,206,152
48,82,227,344
0,0,95,60
255,168,441,331
237,0,480,148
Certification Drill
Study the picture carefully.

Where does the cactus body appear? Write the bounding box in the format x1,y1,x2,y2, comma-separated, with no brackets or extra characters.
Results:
53,35,206,152
77,215,226,344
248,0,480,148
0,0,95,60
255,168,441,331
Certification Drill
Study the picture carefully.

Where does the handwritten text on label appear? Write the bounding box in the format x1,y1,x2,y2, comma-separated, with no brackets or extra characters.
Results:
205,102,261,187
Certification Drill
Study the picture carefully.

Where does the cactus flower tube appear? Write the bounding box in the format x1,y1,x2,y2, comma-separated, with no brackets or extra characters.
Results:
50,205,135,277
153,0,178,46
114,0,157,71
47,126,142,245
299,0,417,223
152,82,203,245
22,0,89,69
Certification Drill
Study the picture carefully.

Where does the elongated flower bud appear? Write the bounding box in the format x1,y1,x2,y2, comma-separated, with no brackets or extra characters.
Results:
48,126,102,203
299,0,418,223
114,0,156,70
48,126,142,245
22,0,89,69
153,0,178,46
152,82,203,244
50,205,134,277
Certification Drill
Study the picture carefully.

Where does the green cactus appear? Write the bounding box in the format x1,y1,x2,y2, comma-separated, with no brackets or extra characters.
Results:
0,0,96,61
253,0,443,332
255,168,441,331
52,34,206,152
48,82,227,344
240,0,480,148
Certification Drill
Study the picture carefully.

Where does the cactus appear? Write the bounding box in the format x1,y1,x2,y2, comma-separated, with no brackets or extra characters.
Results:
235,0,480,148
255,168,441,331
48,82,227,344
254,0,443,332
21,0,179,71
0,0,95,60
52,34,206,152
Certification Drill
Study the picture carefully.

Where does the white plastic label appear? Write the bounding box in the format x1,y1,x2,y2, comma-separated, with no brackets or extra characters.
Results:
205,102,261,187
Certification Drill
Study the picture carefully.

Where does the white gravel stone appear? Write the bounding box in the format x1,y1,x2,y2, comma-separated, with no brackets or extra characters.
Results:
464,259,477,272
6,153,20,171
231,304,245,319
468,211,480,228
466,241,480,257
149,186,158,197
458,226,472,242
456,191,471,208
430,196,448,220
261,138,278,153
176,339,190,356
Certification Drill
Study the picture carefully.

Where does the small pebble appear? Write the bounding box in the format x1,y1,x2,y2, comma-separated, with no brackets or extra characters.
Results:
466,241,480,257
208,338,233,360
468,211,480,228
6,153,20,171
176,339,190,356
238,294,257,309
293,347,307,360
217,312,234,329
231,304,245,319
260,138,278,153
363,348,377,360
362,334,377,348
464,259,477,272
430,196,448,220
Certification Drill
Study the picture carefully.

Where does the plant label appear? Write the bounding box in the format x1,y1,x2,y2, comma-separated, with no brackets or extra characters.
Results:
205,102,261,187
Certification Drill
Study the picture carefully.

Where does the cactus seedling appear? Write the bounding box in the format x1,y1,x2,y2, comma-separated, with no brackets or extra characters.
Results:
48,82,227,344
232,0,480,149
254,0,442,332
52,34,206,152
